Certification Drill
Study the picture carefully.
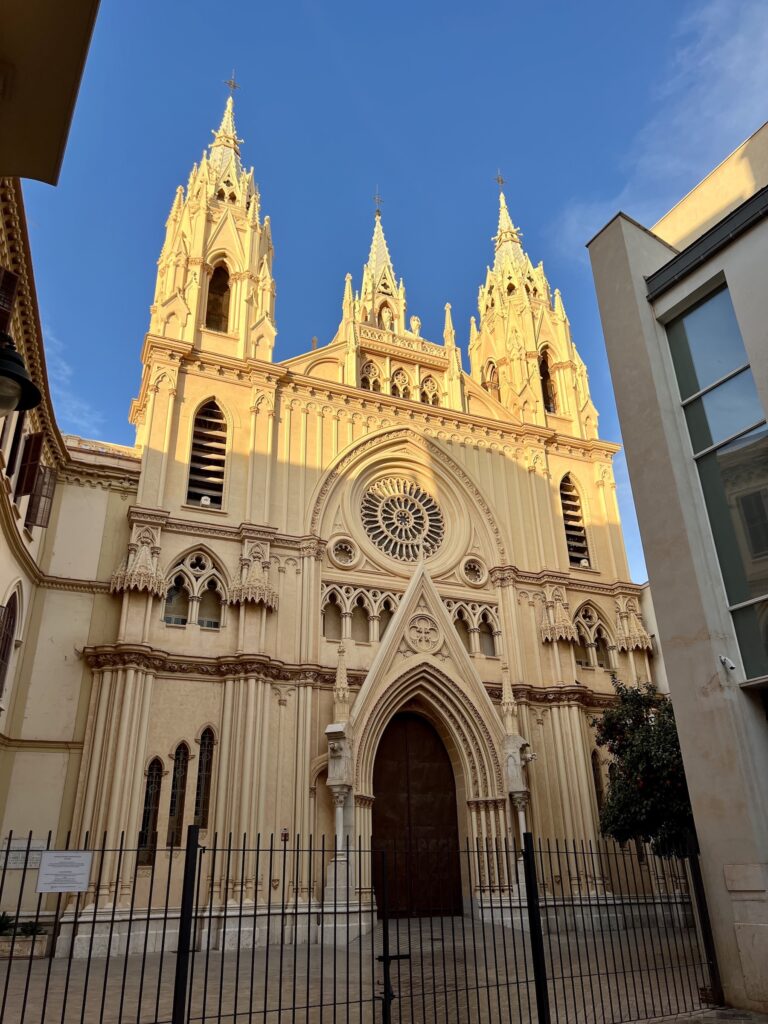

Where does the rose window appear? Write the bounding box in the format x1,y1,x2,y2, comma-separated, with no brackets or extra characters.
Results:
361,478,445,561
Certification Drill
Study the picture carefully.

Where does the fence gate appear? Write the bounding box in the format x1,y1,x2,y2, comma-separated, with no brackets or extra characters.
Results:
0,828,721,1024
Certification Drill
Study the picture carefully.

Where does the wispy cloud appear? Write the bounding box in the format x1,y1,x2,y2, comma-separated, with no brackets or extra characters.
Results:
556,0,768,256
43,327,105,438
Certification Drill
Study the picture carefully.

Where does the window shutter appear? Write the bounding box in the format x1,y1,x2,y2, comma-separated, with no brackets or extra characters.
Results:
15,431,44,498
24,464,56,529
0,597,17,697
5,411,26,477
0,268,18,333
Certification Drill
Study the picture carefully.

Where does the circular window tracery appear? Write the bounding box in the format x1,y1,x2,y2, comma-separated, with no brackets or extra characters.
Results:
360,478,445,561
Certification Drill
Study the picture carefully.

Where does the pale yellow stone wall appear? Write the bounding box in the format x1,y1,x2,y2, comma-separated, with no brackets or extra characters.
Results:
0,105,654,908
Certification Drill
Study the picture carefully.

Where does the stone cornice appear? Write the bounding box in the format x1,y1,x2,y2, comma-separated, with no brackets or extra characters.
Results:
81,643,367,685
490,565,647,598
0,733,83,752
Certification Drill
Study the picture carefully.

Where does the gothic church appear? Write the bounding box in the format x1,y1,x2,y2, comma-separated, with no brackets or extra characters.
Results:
0,97,656,913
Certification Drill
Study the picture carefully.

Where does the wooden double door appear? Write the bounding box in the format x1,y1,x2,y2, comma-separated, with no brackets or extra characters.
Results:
371,712,463,917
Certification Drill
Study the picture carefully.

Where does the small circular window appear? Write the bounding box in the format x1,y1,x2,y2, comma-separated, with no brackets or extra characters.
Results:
461,557,488,587
328,537,359,569
361,478,445,562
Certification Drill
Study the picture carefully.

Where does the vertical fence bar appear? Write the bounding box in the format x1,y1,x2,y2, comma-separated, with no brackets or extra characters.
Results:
523,832,550,1024
686,834,724,1007
172,824,200,1024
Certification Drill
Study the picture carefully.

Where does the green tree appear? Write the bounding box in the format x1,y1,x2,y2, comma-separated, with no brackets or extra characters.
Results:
592,681,694,857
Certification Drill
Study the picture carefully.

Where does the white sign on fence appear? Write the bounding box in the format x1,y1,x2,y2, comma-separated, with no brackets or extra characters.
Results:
35,851,93,893
1,838,47,869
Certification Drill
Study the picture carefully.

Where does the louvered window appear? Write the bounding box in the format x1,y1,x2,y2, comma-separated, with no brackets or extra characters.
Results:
194,728,215,828
5,412,25,478
24,464,56,529
539,353,557,414
167,743,190,847
205,265,230,332
0,268,18,333
15,432,43,499
187,401,227,508
0,594,17,699
560,474,590,567
138,758,163,866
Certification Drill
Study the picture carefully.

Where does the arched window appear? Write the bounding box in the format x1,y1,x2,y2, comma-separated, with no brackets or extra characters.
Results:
205,264,231,332
198,579,222,629
595,628,611,670
478,613,496,656
454,610,472,653
187,400,227,508
323,592,343,641
164,576,190,625
167,743,190,847
138,758,163,866
361,361,381,392
351,596,369,643
0,592,17,699
574,628,590,668
391,369,410,400
560,475,591,567
379,598,394,640
539,351,557,414
482,362,500,400
194,728,215,828
591,750,604,813
419,376,440,406
216,189,226,201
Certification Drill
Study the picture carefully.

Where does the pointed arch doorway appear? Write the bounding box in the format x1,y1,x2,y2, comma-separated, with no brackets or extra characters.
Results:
371,712,463,917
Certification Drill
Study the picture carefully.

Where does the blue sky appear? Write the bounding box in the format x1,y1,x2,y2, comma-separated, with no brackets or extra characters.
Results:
22,0,768,582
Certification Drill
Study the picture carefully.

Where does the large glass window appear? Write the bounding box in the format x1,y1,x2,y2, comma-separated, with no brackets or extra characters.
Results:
667,286,768,678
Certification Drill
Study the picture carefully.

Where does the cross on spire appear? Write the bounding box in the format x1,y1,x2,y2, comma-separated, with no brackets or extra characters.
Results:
373,187,383,217
495,170,506,191
224,70,240,96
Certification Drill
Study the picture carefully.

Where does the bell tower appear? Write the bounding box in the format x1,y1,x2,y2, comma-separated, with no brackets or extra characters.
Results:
148,94,276,363
468,191,598,439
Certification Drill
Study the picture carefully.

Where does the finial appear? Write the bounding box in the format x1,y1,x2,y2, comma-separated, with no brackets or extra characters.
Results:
495,169,505,191
224,70,240,97
373,186,383,217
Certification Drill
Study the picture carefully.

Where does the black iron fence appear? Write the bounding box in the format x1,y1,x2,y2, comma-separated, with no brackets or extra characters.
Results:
0,828,721,1024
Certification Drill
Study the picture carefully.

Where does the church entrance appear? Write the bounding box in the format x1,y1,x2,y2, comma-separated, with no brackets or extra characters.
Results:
371,711,463,917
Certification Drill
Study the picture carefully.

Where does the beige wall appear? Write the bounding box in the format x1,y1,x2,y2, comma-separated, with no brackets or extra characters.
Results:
589,209,768,1010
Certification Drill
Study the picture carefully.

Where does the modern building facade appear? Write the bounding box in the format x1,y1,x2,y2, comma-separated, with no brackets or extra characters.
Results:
0,97,655,928
589,123,768,1010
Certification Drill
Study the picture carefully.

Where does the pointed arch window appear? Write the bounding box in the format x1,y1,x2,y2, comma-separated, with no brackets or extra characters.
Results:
595,627,612,670
323,592,343,641
378,598,394,640
205,264,231,332
194,728,215,828
198,579,222,629
361,361,381,392
0,593,18,699
167,743,190,847
420,376,440,406
539,351,557,414
560,475,590,567
478,613,497,656
482,362,500,400
391,369,410,400
138,758,163,866
454,610,472,653
187,400,227,508
351,595,369,643
164,576,190,625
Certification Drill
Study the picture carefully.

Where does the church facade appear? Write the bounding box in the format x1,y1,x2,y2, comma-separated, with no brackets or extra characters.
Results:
0,99,656,910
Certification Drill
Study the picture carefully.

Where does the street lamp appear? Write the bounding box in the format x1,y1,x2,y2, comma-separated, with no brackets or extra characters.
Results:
0,331,41,416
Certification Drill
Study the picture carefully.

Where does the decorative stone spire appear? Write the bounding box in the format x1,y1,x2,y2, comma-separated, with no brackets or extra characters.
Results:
366,210,395,289
494,191,525,268
208,96,244,175
333,643,351,722
443,302,456,347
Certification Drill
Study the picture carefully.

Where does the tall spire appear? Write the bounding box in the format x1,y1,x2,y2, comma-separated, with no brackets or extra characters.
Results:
494,191,524,267
208,95,244,175
366,210,395,287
